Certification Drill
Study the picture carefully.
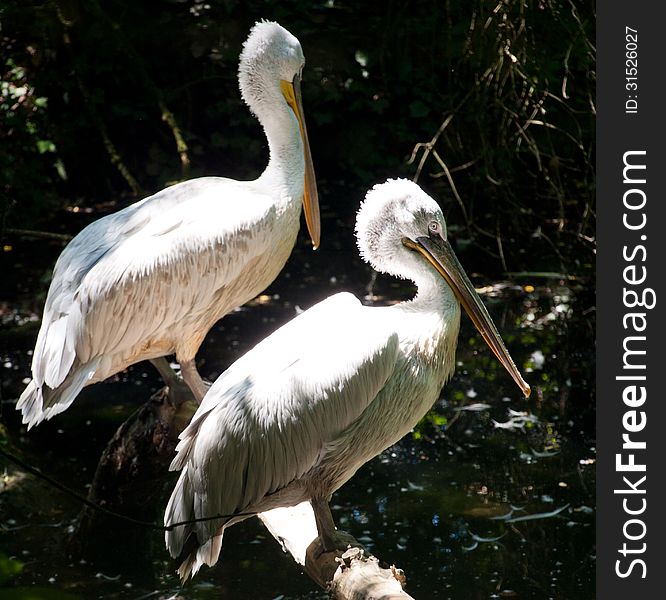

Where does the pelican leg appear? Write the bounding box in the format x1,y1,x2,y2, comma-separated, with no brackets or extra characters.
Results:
310,496,357,553
179,357,209,404
150,357,199,407
150,357,181,388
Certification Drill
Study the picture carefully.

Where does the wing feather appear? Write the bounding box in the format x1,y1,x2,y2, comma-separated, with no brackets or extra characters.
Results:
30,177,272,386
165,292,400,560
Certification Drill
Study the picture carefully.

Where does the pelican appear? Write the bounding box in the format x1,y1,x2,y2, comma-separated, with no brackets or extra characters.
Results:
164,179,530,580
17,21,320,428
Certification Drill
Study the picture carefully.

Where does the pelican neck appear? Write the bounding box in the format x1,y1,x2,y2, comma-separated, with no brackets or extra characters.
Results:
256,101,305,199
408,269,459,314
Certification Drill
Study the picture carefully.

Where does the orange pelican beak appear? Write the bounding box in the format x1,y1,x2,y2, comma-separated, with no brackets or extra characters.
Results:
281,74,320,249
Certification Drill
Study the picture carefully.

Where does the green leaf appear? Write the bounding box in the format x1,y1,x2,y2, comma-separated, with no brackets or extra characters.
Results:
36,140,56,154
432,414,448,427
0,553,23,585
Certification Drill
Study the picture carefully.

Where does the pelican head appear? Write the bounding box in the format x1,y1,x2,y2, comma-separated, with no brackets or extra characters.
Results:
239,21,320,247
356,179,531,397
356,179,447,282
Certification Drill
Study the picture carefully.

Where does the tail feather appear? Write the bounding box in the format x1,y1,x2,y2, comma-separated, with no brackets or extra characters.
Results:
165,466,226,582
17,358,100,429
183,535,223,581
42,316,76,389
32,311,78,390
16,381,44,428
165,467,193,558
175,534,224,582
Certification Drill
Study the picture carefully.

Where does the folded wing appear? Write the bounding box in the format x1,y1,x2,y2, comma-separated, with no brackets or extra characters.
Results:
164,292,400,577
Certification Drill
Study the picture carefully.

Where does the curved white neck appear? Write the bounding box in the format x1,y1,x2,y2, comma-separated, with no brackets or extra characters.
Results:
410,268,458,314
390,268,460,387
255,101,305,203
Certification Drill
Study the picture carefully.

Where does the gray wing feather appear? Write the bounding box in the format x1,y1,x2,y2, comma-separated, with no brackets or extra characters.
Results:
23,178,270,424
164,293,400,576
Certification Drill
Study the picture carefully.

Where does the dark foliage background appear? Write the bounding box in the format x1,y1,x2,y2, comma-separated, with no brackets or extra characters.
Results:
1,0,595,278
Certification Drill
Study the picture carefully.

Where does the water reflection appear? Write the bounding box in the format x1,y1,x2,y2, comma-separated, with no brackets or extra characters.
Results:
0,209,594,599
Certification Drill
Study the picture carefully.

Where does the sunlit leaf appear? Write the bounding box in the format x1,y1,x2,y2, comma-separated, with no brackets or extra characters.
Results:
0,553,23,585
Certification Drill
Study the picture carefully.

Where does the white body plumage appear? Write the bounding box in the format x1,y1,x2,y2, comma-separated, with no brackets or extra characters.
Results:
17,21,320,427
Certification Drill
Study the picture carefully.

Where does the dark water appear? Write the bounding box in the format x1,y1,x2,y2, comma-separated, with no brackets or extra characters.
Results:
0,202,595,599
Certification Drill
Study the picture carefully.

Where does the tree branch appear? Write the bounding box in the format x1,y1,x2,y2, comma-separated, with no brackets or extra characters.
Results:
260,503,415,599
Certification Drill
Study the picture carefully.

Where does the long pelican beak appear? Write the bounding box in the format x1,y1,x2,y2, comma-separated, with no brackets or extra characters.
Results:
280,74,320,249
403,232,531,398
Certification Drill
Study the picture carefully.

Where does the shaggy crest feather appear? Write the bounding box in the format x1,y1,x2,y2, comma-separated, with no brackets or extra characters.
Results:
355,178,445,280
238,21,304,118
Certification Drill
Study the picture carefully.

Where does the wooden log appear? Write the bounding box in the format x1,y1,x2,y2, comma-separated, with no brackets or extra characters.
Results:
260,503,415,599
67,380,196,579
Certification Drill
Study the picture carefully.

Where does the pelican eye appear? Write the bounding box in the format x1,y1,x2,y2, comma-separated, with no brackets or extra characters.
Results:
428,221,443,237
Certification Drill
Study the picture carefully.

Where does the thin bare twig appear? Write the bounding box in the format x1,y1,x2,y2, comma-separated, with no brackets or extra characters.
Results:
408,112,455,182
430,149,470,227
4,228,73,242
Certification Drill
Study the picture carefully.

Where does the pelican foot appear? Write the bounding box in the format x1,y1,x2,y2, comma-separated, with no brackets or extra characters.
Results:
317,529,363,556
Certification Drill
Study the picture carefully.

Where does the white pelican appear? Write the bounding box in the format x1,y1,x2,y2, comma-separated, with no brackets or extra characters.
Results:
17,21,320,428
164,179,530,580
